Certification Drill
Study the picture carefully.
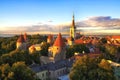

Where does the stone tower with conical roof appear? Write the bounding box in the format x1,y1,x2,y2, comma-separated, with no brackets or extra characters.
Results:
48,33,66,61
70,14,76,39
47,34,53,45
16,33,27,50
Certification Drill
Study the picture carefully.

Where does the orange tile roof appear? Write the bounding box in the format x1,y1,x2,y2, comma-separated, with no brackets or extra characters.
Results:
112,36,120,39
106,36,111,40
53,33,65,47
74,39,84,44
30,45,36,51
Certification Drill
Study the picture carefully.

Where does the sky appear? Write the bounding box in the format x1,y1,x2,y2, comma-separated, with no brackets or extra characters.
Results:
0,0,120,34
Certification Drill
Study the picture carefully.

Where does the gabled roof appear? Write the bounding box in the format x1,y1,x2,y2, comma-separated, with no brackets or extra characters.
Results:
17,34,25,43
74,39,84,44
53,33,65,47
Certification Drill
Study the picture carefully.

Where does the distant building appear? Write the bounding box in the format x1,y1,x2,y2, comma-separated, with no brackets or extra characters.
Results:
29,45,36,53
30,59,74,80
47,34,54,45
40,33,66,64
67,37,74,46
16,33,28,50
70,14,76,40
106,36,120,45
29,43,44,53
107,60,120,80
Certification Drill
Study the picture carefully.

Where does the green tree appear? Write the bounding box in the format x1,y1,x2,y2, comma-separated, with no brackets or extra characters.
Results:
105,45,117,56
30,51,41,64
40,42,50,56
69,55,116,80
0,50,33,66
66,46,75,58
66,44,90,58
99,44,118,61
0,54,13,66
0,64,11,80
0,62,35,80
11,62,35,80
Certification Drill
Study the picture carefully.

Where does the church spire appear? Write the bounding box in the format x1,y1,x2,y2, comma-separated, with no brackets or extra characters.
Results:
70,13,76,39
72,13,75,28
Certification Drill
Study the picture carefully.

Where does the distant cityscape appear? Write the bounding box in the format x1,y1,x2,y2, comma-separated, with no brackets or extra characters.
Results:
0,14,120,80
0,0,120,80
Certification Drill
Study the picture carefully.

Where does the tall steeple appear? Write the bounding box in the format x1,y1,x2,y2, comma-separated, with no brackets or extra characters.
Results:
70,13,76,39
72,13,75,28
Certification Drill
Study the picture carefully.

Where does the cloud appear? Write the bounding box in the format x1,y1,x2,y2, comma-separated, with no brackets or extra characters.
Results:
1,16,120,35
48,20,53,22
76,16,120,31
84,16,120,27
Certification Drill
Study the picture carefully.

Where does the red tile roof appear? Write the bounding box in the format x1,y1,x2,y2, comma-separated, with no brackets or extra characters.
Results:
74,39,84,44
30,45,36,51
24,33,27,42
47,34,53,40
17,34,25,43
112,36,120,39
53,33,65,47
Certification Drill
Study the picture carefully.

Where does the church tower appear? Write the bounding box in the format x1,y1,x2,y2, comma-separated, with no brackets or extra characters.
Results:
48,33,66,61
47,34,53,45
16,34,26,50
70,14,76,39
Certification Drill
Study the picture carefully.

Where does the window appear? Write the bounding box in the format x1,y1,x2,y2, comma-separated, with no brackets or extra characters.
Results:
57,71,59,76
42,73,44,77
46,72,48,76
48,72,51,75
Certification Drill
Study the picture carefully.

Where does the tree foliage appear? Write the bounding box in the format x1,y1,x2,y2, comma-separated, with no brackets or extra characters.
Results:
0,62,35,80
0,36,17,55
0,34,47,56
40,42,50,56
0,50,40,66
66,44,90,58
69,55,116,80
98,44,119,61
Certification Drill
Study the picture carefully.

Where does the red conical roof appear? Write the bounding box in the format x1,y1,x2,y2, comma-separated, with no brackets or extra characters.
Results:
17,34,25,43
24,33,27,42
47,34,53,40
53,33,65,47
